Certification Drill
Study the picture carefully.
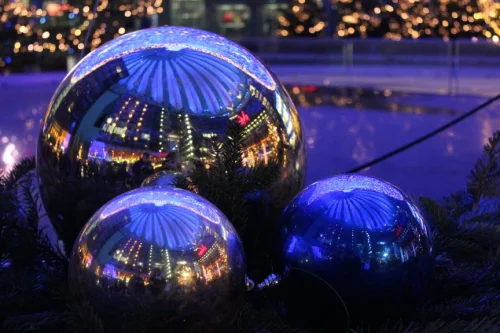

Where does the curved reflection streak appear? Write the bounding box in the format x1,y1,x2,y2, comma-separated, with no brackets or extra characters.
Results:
115,48,249,115
306,174,404,204
71,27,275,91
127,204,202,248
98,189,223,225
323,189,397,231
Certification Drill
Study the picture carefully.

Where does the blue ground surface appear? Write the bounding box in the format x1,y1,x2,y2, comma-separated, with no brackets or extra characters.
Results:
1,68,499,199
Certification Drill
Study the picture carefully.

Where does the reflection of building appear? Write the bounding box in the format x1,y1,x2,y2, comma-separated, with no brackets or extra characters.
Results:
79,206,232,291
158,0,288,38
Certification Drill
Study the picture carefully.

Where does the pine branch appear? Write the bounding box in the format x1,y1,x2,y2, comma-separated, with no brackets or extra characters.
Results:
364,317,500,333
2,311,71,333
4,130,500,332
177,121,280,240
1,156,36,190
241,161,281,195
467,130,500,208
236,301,309,333
419,196,452,233
70,300,104,333
449,222,500,249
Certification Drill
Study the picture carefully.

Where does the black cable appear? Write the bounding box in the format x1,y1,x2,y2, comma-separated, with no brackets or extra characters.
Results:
346,93,500,174
80,0,100,60
289,267,350,331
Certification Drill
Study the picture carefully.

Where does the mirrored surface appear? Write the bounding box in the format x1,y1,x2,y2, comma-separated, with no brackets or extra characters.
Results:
141,171,181,187
36,27,305,251
278,174,432,315
69,186,246,332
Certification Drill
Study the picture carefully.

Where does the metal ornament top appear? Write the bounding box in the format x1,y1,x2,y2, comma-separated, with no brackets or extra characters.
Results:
71,26,276,91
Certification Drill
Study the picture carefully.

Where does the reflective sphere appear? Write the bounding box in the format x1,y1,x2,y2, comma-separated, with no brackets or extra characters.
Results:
277,174,432,324
69,186,246,332
141,171,181,187
36,27,305,253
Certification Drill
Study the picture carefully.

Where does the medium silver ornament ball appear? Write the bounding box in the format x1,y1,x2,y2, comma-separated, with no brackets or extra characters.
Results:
69,186,246,332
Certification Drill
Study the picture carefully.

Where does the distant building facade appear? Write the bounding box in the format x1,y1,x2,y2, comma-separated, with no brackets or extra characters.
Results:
158,0,289,38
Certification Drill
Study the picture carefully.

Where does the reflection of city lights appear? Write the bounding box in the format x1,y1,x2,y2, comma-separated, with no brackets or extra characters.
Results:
2,143,20,171
236,111,250,126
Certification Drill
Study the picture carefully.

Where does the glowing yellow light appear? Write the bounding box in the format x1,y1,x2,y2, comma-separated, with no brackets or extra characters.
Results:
42,31,50,39
125,10,131,17
75,29,81,36
493,35,500,43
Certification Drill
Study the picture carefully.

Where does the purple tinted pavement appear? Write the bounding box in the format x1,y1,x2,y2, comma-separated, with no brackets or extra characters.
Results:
1,67,499,199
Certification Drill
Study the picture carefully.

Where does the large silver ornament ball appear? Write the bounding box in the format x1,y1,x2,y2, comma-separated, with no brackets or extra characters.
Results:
277,174,433,321
36,27,305,253
69,186,246,332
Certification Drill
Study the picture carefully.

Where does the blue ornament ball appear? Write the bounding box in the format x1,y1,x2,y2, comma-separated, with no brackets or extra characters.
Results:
69,186,246,332
277,174,433,323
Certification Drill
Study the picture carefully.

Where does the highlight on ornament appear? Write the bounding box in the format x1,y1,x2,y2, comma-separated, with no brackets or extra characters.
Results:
141,170,181,187
69,186,246,332
36,26,305,253
273,174,433,318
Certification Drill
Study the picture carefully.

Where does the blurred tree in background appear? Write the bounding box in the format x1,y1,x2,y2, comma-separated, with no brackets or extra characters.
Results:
277,0,325,37
276,0,500,39
0,0,159,72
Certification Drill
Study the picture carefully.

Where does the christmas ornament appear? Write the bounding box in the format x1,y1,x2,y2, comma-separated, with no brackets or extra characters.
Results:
69,186,246,332
141,171,181,187
36,26,305,253
276,174,432,325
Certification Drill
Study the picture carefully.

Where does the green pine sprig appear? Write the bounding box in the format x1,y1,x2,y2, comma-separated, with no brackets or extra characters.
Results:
175,121,280,239
3,130,500,333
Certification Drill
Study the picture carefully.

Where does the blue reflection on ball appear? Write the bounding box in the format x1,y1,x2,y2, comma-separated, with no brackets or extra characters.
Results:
71,26,275,91
278,174,432,317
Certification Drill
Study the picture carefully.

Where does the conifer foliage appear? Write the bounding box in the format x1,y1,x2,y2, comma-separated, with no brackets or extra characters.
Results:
2,130,500,332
